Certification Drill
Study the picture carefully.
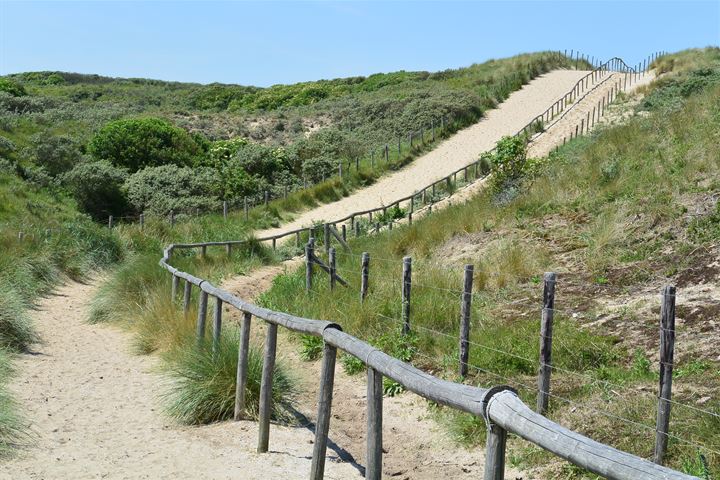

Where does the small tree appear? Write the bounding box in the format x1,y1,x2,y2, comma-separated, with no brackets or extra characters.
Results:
489,135,529,192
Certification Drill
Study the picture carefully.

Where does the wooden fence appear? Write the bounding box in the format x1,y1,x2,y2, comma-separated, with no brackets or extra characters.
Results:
159,239,695,480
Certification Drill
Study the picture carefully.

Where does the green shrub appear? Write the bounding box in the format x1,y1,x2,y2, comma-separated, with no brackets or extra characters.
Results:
162,332,295,424
88,118,203,172
29,133,83,176
0,78,26,97
60,161,129,219
488,135,530,193
124,164,220,215
299,334,323,361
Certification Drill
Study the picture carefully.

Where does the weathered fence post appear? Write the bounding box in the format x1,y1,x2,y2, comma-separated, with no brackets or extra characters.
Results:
654,285,676,465
484,422,508,480
196,289,209,345
329,247,336,291
323,223,330,254
139,213,145,230
537,272,557,415
171,274,179,301
459,264,474,377
361,252,369,302
309,341,338,480
212,296,223,354
183,281,192,316
341,224,347,242
234,311,252,420
170,210,175,227
402,256,412,334
257,321,278,453
108,215,113,229
223,201,228,220
306,239,315,292
366,366,383,480
355,221,361,237
264,190,269,207
244,197,249,221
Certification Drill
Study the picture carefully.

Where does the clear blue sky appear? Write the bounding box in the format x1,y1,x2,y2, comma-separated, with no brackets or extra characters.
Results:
1,1,718,87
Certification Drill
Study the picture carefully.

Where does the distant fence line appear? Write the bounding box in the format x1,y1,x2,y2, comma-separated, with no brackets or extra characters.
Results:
156,52,699,479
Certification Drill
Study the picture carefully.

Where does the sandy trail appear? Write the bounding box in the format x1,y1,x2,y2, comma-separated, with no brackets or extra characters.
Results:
259,69,591,238
2,280,362,480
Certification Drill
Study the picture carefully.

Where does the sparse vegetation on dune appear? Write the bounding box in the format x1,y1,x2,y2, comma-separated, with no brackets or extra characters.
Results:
259,47,720,477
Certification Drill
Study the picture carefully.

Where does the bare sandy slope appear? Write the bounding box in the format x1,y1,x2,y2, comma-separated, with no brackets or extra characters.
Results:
259,69,590,238
2,280,362,480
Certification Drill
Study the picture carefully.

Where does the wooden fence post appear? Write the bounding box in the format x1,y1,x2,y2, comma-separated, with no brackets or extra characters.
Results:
355,221,361,237
183,281,192,316
139,213,144,230
402,256,412,334
361,252,369,302
257,322,278,453
306,238,315,292
223,201,228,220
459,264,474,377
108,215,113,229
329,247,336,291
264,190,269,207
234,311,252,420
537,272,557,415
309,342,338,480
170,210,175,227
654,285,676,465
171,274,179,301
196,289,209,345
366,366,383,480
341,224,347,242
212,296,223,354
324,223,330,254
484,423,508,480
244,197,249,221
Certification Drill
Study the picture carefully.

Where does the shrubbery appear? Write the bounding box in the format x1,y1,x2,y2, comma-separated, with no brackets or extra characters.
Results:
29,133,83,176
124,164,220,215
88,118,203,172
0,78,26,97
61,161,129,219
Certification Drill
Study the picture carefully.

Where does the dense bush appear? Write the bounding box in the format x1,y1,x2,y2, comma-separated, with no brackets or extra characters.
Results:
301,154,336,182
486,135,530,193
0,78,26,97
29,133,83,176
61,161,129,219
88,118,203,172
124,164,220,215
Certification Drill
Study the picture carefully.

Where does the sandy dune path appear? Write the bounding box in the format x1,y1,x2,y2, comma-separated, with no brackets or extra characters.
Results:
2,281,363,480
259,69,590,238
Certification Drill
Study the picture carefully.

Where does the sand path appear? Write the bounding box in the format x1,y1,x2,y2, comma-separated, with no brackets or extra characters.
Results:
2,280,363,480
259,69,591,238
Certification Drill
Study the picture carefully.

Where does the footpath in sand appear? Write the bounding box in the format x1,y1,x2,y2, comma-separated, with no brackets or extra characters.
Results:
258,69,590,238
2,68,654,479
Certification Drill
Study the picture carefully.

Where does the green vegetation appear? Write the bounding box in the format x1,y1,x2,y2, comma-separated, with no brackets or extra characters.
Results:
260,47,720,476
1,52,581,222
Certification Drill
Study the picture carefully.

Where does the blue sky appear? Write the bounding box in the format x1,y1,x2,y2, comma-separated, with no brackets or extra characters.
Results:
1,1,718,86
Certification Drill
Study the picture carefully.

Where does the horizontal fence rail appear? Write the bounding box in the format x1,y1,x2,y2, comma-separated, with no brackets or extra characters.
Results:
158,227,695,479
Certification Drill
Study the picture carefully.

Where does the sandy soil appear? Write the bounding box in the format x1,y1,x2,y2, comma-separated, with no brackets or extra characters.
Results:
528,71,656,157
2,280,362,480
259,70,591,238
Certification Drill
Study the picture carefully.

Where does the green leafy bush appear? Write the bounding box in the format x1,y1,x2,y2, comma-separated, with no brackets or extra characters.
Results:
61,161,129,219
29,133,83,176
0,78,26,97
487,135,530,193
88,118,203,172
124,164,220,215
